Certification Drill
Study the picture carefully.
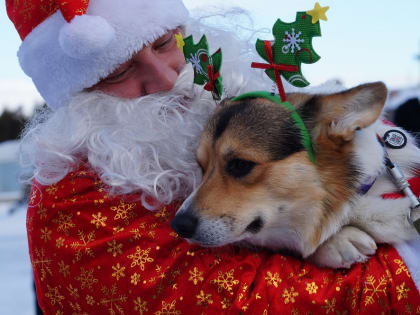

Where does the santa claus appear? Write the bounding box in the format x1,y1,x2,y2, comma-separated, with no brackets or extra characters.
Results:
6,0,420,313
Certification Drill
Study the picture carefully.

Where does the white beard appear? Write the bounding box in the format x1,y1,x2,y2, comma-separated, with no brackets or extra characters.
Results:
21,13,277,209
21,67,216,209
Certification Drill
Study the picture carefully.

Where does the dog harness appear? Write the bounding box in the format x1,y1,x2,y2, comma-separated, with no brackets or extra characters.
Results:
232,91,316,164
377,134,420,234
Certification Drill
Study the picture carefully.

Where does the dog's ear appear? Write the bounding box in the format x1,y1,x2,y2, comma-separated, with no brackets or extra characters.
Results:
316,82,387,145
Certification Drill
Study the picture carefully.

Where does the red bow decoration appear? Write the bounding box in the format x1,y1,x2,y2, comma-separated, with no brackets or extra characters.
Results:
251,41,298,102
204,64,220,94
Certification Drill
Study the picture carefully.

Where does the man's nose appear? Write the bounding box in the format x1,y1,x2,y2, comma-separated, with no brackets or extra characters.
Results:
141,54,178,95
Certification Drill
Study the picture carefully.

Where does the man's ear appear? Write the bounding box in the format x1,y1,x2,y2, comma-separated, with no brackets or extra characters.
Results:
316,82,387,145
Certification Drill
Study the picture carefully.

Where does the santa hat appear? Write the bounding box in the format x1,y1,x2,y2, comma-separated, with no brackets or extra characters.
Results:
6,0,189,110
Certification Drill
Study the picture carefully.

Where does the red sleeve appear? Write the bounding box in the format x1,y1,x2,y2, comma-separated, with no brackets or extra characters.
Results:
27,166,420,314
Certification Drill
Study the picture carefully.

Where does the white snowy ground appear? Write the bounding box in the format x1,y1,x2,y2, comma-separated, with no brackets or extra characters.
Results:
0,202,35,315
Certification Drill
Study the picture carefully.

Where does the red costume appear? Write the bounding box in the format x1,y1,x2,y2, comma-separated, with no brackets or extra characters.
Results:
27,164,420,314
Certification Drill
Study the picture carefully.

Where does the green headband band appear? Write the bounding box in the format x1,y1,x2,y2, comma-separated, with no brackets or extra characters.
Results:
231,91,316,164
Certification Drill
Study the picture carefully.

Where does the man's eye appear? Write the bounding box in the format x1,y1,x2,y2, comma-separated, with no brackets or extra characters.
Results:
225,159,256,178
103,65,133,84
155,35,174,50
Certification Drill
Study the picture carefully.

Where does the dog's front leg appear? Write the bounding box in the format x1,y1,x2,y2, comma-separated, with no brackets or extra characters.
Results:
300,203,376,268
309,226,377,268
350,195,419,244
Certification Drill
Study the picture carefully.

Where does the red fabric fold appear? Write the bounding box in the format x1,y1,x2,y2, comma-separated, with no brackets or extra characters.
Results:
27,165,420,314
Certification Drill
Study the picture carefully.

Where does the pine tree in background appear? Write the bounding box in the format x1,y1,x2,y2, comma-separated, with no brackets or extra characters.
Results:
0,108,28,143
0,104,49,143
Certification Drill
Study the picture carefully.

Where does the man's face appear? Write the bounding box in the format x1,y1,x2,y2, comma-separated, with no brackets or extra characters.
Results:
89,28,186,98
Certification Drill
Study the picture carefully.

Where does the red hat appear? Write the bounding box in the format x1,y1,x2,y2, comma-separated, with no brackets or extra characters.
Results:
6,0,189,110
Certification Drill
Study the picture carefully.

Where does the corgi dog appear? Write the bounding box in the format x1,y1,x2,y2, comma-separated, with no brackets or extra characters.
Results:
171,82,420,268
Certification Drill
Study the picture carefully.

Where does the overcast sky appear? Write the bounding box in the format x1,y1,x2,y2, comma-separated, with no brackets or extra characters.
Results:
1,0,420,115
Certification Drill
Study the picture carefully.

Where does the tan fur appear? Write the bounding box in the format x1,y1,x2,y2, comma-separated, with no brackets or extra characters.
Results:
172,82,420,268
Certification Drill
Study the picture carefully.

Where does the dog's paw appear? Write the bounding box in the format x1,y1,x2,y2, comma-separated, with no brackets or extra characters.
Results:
310,226,377,269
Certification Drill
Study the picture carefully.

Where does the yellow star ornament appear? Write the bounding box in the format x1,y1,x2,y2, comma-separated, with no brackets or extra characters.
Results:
175,32,185,53
306,2,329,24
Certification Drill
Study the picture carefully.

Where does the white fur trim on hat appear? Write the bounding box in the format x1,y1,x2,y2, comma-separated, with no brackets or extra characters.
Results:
17,0,189,110
59,14,116,60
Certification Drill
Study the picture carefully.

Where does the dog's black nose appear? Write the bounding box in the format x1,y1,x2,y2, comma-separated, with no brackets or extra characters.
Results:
171,213,198,239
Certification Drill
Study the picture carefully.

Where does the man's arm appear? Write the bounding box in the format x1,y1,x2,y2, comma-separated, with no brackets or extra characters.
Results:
27,167,420,314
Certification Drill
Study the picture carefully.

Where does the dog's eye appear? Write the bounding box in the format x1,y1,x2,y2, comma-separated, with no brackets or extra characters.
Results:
226,159,256,178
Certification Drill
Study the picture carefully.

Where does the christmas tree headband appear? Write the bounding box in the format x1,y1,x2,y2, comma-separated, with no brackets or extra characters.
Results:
232,91,316,164
175,33,223,100
176,2,329,164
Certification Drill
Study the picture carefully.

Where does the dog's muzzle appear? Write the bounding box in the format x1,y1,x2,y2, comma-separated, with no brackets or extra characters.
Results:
171,212,198,239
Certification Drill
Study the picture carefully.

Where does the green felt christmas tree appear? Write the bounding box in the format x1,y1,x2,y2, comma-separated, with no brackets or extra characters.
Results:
179,34,223,100
253,2,328,101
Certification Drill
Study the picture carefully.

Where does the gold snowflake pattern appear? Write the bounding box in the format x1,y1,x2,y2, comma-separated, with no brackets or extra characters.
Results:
19,2,36,23
67,284,79,299
169,231,179,239
58,260,70,278
113,226,124,235
131,273,141,285
40,227,52,242
40,0,58,15
100,284,127,315
242,303,250,312
196,290,213,306
112,263,126,281
46,184,58,195
130,228,141,240
94,198,105,205
221,297,232,309
33,248,53,281
107,239,123,257
37,205,47,220
91,212,108,229
155,300,181,315
396,282,410,301
70,230,95,264
363,275,387,306
347,282,360,310
75,267,98,291
29,187,39,207
52,211,75,235
155,207,170,222
110,200,136,224
86,295,95,306
306,282,318,295
188,267,204,285
68,301,82,312
127,247,154,271
45,285,65,308
265,271,282,288
56,237,65,248
394,259,411,278
291,308,300,315
322,298,336,314
211,269,239,295
134,297,148,314
282,287,298,304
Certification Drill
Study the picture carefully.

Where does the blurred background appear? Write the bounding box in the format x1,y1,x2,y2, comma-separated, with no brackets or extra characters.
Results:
1,0,419,314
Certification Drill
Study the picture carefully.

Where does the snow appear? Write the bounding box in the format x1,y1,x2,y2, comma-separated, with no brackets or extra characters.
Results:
0,203,35,315
0,140,35,314
0,140,19,162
